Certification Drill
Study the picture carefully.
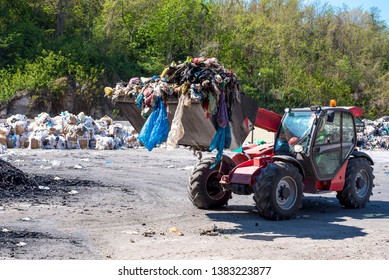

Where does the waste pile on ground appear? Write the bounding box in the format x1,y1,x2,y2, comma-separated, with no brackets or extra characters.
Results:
0,157,117,199
0,158,38,194
105,56,243,163
0,112,139,153
359,117,389,150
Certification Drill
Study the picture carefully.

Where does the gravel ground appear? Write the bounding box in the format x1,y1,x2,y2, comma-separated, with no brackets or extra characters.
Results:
0,147,388,260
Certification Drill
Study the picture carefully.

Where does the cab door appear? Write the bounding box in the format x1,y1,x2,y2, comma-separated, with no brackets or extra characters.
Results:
311,110,356,181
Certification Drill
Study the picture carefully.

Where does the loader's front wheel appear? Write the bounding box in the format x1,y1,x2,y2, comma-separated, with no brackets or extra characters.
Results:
188,157,234,209
253,161,304,220
336,157,374,208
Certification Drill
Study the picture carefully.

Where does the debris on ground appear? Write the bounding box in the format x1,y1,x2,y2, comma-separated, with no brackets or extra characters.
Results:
0,112,139,151
358,117,389,150
169,227,179,233
143,230,156,237
0,158,38,194
168,226,184,236
0,157,121,199
16,241,27,247
200,224,223,236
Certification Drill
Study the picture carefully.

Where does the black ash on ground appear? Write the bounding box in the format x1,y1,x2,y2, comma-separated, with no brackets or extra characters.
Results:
0,159,38,193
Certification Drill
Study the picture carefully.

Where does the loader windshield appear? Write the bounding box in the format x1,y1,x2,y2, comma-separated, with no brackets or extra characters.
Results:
275,111,316,155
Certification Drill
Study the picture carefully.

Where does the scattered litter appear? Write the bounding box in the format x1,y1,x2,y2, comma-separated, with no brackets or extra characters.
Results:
16,242,27,247
54,176,62,181
38,185,50,190
73,165,83,169
51,160,61,167
105,161,113,165
169,227,179,233
385,171,389,175
200,224,223,236
122,230,139,235
200,229,221,236
178,166,194,171
168,226,183,236
21,217,32,221
40,165,51,170
143,230,156,237
167,165,175,168
2,228,10,232
68,190,79,195
81,158,91,162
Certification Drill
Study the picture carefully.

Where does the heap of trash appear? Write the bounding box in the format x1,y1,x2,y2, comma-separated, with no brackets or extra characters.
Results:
358,117,389,150
105,56,243,163
0,112,139,153
0,158,38,192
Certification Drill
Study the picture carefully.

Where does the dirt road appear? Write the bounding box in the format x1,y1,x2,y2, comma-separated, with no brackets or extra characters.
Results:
1,147,388,260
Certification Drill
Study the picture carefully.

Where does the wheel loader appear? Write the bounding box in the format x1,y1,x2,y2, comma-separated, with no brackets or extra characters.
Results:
115,95,374,220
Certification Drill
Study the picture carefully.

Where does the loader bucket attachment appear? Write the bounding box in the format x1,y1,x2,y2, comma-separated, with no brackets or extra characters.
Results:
115,95,259,150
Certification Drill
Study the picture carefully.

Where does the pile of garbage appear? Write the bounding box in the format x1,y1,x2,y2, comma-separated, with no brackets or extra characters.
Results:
358,117,389,150
0,112,139,153
105,56,243,162
0,158,38,193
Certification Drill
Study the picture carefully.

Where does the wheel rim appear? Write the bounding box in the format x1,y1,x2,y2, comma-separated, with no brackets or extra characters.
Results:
275,176,298,210
355,169,369,198
206,171,225,200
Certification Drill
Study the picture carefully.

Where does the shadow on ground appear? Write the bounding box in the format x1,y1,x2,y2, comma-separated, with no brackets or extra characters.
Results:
205,196,389,241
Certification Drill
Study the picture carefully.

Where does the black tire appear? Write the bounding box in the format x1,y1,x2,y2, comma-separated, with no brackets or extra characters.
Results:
336,157,374,208
188,157,234,209
253,161,304,220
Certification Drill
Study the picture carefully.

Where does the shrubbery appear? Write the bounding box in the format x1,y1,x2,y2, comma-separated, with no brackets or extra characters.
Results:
1,0,388,118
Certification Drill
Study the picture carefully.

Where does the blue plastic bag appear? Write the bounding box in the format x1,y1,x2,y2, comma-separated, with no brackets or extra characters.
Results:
136,93,144,108
209,122,231,167
138,97,169,151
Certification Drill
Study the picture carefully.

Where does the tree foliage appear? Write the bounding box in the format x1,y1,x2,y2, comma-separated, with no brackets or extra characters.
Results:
0,0,388,118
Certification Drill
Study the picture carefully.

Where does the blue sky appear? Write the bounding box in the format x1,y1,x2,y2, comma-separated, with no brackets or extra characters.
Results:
303,0,389,24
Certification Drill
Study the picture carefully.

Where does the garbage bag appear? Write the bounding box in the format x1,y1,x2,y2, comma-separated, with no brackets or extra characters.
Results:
167,94,189,149
136,93,144,109
209,122,231,167
217,91,229,128
138,97,169,151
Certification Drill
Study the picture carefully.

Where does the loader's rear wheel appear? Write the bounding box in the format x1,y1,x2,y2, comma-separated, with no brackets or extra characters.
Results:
188,157,234,209
336,158,374,208
253,161,303,220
